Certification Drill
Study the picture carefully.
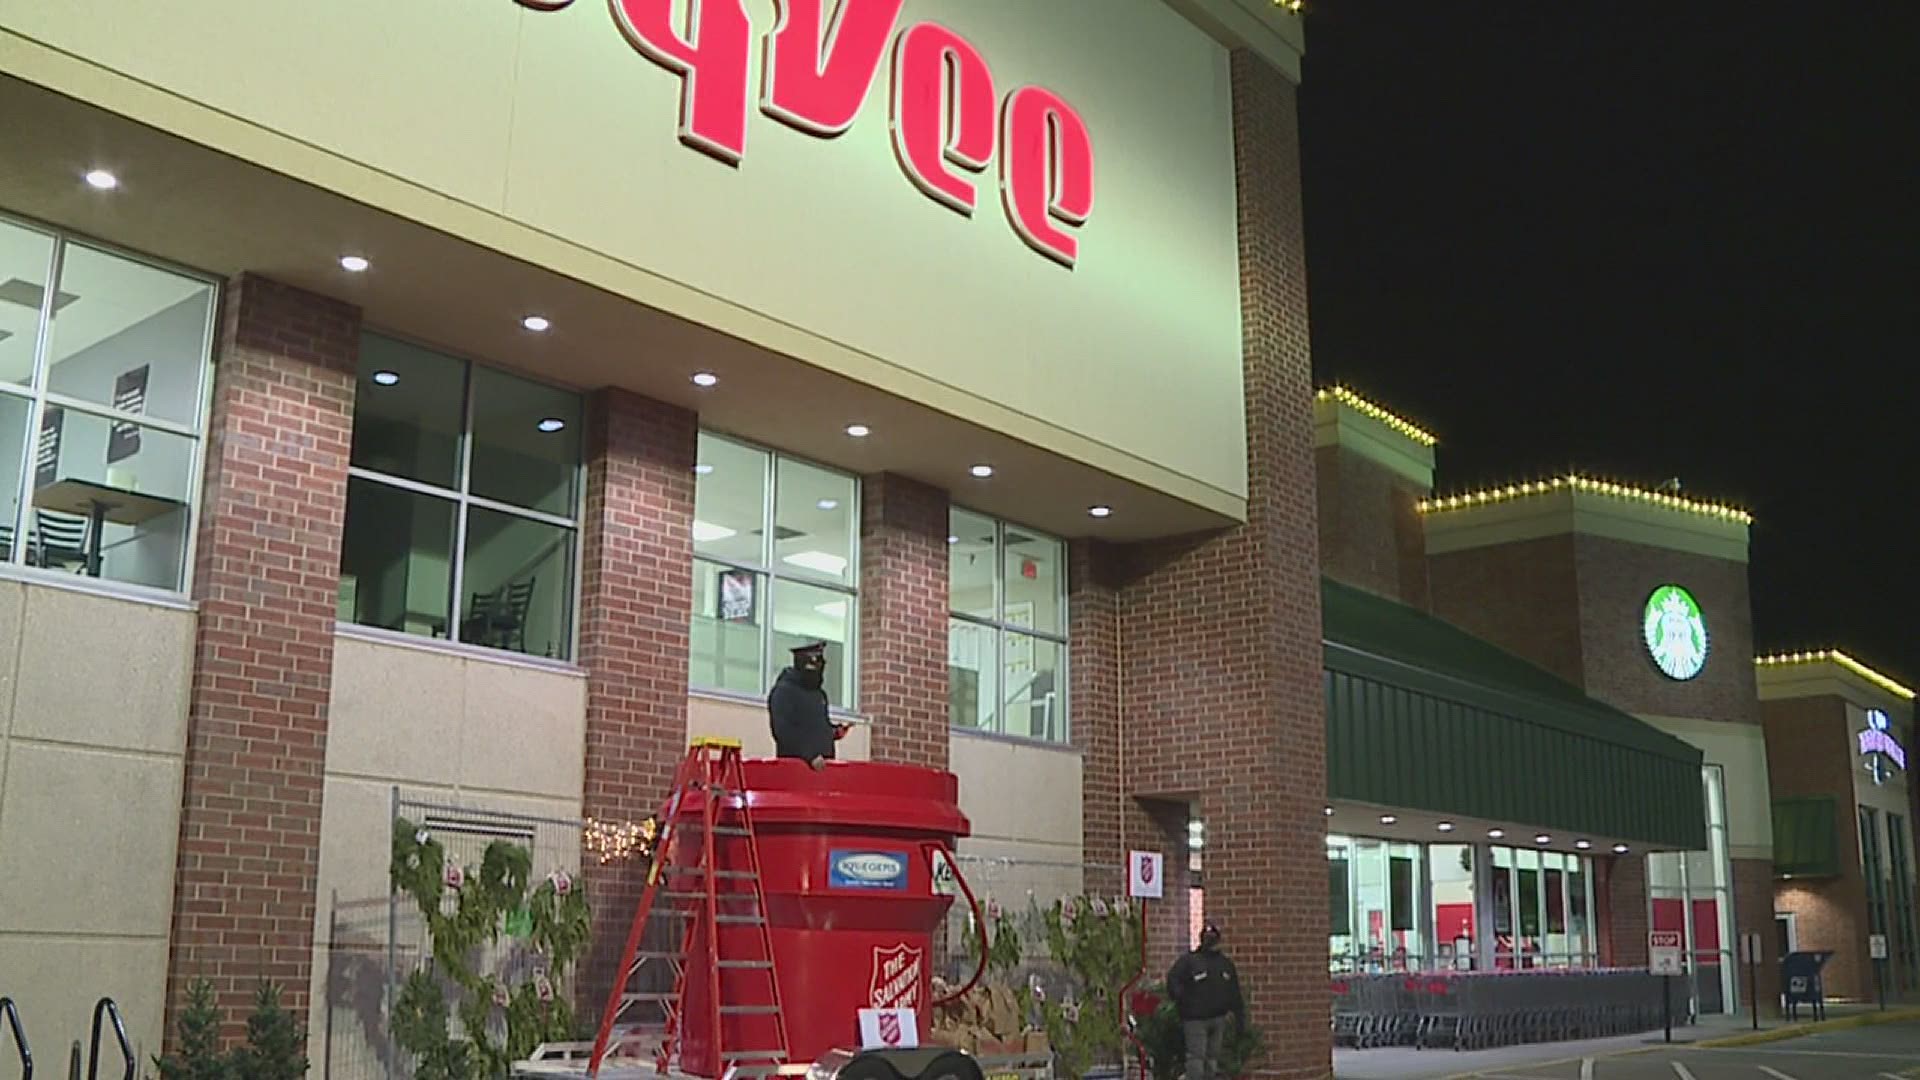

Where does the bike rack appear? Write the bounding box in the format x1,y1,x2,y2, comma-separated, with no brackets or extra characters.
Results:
85,1000,131,1080
1,996,32,1080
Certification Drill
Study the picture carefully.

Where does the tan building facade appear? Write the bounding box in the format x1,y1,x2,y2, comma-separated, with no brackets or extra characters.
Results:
0,1,1330,1077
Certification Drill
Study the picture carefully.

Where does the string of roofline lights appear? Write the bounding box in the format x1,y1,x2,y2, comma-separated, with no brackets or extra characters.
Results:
1314,386,1438,447
1417,475,1753,525
1755,650,1916,701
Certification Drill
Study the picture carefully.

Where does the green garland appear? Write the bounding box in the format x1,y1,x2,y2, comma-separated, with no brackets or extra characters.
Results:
390,817,593,1080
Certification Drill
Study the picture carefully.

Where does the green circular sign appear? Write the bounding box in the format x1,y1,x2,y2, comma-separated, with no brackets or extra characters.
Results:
1643,585,1709,680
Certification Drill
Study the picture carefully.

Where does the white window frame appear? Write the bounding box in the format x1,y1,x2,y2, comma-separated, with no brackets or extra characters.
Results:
689,432,861,708
342,331,585,662
948,510,1070,743
0,211,217,598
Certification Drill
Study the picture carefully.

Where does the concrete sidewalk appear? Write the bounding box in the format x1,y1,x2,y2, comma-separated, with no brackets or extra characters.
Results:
1333,1002,1920,1080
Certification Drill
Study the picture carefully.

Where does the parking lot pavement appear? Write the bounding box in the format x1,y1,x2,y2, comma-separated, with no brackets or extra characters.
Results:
1466,1020,1919,1080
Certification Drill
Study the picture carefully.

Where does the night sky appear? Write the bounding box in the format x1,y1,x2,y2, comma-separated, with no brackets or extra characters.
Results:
1297,2,1920,687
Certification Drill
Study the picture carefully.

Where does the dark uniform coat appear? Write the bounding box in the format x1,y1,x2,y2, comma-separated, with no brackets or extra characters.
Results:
768,666,835,762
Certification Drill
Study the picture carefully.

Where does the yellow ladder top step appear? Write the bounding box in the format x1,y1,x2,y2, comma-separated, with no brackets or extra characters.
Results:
691,736,743,750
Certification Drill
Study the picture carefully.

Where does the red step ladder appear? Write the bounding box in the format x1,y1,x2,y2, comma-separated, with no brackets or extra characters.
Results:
588,738,790,1079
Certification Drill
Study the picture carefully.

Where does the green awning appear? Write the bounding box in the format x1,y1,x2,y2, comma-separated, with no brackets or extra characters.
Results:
1773,797,1841,879
1323,578,1706,850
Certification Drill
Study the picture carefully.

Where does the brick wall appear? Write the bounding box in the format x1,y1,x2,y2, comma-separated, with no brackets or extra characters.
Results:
1732,857,1781,1013
1571,536,1758,723
166,274,358,1038
1070,540,1125,898
1314,446,1428,606
1428,535,1585,685
1763,694,1873,999
1092,52,1327,1080
858,474,949,768
575,388,698,1009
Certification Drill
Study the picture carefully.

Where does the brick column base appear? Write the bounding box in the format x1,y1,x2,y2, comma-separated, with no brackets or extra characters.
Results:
576,389,698,1014
1602,856,1651,968
166,274,359,1040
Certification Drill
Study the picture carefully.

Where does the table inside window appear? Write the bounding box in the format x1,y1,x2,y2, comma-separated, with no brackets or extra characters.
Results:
32,477,186,578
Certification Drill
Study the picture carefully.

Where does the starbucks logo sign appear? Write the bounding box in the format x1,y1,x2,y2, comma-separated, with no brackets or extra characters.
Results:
1643,585,1709,680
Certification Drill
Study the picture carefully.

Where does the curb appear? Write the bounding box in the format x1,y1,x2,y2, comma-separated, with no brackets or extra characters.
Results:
1693,1006,1920,1048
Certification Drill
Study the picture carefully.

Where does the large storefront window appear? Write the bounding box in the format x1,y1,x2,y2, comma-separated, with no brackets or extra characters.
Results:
1889,813,1918,991
1861,806,1888,981
690,433,858,706
947,508,1067,742
1649,765,1737,1015
1329,836,1594,973
0,216,216,592
339,334,582,660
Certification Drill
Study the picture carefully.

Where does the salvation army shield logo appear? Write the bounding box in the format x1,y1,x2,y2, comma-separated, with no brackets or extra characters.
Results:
877,1011,904,1046
870,943,924,1009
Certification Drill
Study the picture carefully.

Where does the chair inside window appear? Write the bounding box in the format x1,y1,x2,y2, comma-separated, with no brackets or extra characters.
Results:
462,578,536,653
29,511,91,574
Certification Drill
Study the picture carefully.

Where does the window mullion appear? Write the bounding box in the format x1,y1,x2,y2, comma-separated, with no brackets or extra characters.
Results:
38,392,202,438
7,235,62,565
760,451,778,690
448,360,476,644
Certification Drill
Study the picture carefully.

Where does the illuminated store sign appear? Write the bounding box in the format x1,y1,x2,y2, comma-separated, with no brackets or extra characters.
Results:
1860,709,1907,784
518,0,1096,267
1643,585,1709,681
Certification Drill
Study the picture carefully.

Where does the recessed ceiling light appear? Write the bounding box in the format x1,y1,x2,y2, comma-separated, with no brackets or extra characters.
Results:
1436,822,1455,833
1612,844,1630,855
692,371,719,388
371,370,400,386
693,464,715,476
1488,828,1506,839
1535,834,1552,845
969,464,994,479
1380,815,1397,825
692,520,736,543
84,169,118,191
845,424,871,438
1575,840,1593,851
1323,806,1334,817
1088,505,1113,519
522,315,551,332
816,498,839,511
946,535,959,544
536,417,566,433
339,255,370,273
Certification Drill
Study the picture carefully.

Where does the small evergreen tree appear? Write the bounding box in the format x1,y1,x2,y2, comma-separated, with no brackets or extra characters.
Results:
154,980,231,1080
230,983,308,1080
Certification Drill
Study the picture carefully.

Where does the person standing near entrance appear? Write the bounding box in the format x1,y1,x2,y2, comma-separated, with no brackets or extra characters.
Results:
1167,920,1245,1080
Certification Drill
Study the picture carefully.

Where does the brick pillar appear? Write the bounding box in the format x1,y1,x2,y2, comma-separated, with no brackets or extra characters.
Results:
576,389,697,1010
857,473,948,767
1070,540,1124,898
1732,857,1781,1015
166,274,359,1038
1108,52,1327,1080
1603,856,1650,968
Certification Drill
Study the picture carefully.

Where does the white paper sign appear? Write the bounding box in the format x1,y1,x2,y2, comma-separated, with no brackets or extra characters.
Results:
1649,930,1684,976
1869,933,1889,960
858,1007,919,1050
1127,850,1164,900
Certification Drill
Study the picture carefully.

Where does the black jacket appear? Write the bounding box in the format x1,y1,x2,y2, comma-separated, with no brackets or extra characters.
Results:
1166,947,1244,1024
768,667,835,762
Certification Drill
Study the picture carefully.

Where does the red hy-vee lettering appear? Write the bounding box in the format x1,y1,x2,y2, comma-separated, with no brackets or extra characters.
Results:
517,0,1095,267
